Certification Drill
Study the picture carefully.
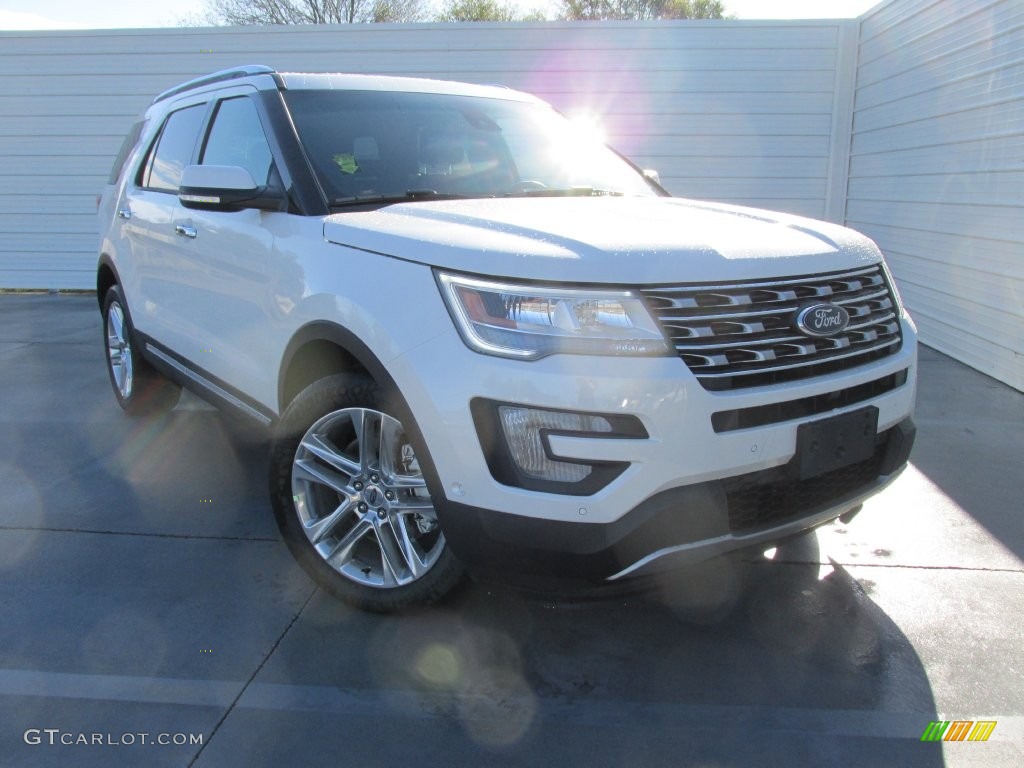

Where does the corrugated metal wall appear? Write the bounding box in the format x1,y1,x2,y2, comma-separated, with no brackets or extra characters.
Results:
1,8,1021,390
0,20,849,290
846,0,1023,390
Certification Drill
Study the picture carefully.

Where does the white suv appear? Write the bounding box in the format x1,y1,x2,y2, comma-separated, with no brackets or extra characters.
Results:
98,66,917,612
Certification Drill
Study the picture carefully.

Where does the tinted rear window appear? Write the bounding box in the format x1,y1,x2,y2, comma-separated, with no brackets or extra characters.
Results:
108,120,145,185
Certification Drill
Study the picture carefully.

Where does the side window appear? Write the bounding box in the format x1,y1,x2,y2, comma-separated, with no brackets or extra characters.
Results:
200,97,274,186
142,104,205,193
108,120,145,185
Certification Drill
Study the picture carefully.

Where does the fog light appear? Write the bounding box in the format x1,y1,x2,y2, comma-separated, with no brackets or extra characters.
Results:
498,406,612,483
472,399,646,495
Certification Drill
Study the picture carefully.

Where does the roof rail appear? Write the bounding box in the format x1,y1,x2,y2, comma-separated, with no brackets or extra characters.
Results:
153,65,278,104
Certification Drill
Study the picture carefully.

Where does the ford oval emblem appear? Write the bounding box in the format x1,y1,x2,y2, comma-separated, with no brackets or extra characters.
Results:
796,303,850,337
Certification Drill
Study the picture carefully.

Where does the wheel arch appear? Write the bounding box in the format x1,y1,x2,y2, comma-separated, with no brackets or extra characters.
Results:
96,256,120,311
277,322,385,415
276,321,449,512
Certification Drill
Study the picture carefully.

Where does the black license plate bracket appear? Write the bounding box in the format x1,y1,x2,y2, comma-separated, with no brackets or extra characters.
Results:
794,406,879,480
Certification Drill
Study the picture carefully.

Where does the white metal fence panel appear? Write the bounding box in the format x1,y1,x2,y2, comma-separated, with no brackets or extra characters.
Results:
0,20,847,290
848,0,1024,391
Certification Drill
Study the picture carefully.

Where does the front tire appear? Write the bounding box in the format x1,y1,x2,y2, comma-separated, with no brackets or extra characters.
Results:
102,286,180,416
269,374,465,612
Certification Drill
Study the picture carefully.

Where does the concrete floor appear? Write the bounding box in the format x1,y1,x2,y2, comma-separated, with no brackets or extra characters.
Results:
1,293,1021,767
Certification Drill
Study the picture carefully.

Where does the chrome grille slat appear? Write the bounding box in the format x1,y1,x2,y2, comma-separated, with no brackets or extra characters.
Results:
680,333,895,367
643,273,885,312
847,313,896,331
834,288,890,306
669,312,896,346
652,291,892,322
639,265,904,391
658,306,800,322
674,333,809,351
693,338,901,380
641,266,880,297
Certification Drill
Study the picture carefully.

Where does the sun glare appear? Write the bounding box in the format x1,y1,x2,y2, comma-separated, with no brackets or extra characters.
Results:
567,112,608,147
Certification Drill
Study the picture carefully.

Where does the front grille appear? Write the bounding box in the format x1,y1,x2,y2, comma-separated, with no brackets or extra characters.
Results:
724,448,886,532
639,265,903,390
711,370,908,432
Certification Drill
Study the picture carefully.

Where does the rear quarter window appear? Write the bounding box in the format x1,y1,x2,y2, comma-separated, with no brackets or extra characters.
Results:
108,120,146,185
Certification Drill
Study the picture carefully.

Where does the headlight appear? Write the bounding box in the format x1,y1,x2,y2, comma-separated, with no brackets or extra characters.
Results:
436,272,669,359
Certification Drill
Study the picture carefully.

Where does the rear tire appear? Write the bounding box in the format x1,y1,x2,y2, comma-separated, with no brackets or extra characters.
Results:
269,374,465,612
102,286,180,416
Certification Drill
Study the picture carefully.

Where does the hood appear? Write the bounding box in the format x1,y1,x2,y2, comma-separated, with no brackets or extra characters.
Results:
322,197,883,284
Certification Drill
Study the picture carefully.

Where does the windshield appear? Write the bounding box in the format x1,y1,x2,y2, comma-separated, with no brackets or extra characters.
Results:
283,89,658,205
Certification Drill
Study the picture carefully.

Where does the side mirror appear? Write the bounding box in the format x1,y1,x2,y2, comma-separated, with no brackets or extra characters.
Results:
179,165,283,211
642,169,661,185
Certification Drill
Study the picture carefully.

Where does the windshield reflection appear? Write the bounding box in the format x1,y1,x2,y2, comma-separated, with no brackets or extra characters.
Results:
284,90,658,205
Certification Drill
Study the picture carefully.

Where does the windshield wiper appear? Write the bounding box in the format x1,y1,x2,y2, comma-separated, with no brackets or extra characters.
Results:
330,187,625,208
503,186,626,198
329,190,484,208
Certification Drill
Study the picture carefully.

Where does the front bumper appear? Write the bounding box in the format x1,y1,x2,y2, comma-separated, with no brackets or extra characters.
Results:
385,309,917,589
436,417,915,590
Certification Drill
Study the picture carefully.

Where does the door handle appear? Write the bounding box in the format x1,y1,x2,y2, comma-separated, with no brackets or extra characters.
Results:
118,208,131,220
175,224,197,239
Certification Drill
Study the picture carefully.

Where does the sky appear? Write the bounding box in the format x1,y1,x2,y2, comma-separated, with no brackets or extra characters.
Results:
0,0,884,30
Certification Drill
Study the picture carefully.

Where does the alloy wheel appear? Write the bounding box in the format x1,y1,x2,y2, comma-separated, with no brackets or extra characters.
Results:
106,301,133,399
290,407,444,589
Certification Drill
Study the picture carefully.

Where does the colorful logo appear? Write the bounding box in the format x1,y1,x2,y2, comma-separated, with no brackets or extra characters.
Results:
920,720,997,742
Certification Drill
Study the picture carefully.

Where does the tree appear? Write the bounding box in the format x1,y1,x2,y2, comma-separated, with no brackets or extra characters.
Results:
434,0,528,22
198,0,428,25
560,0,726,20
369,0,428,22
